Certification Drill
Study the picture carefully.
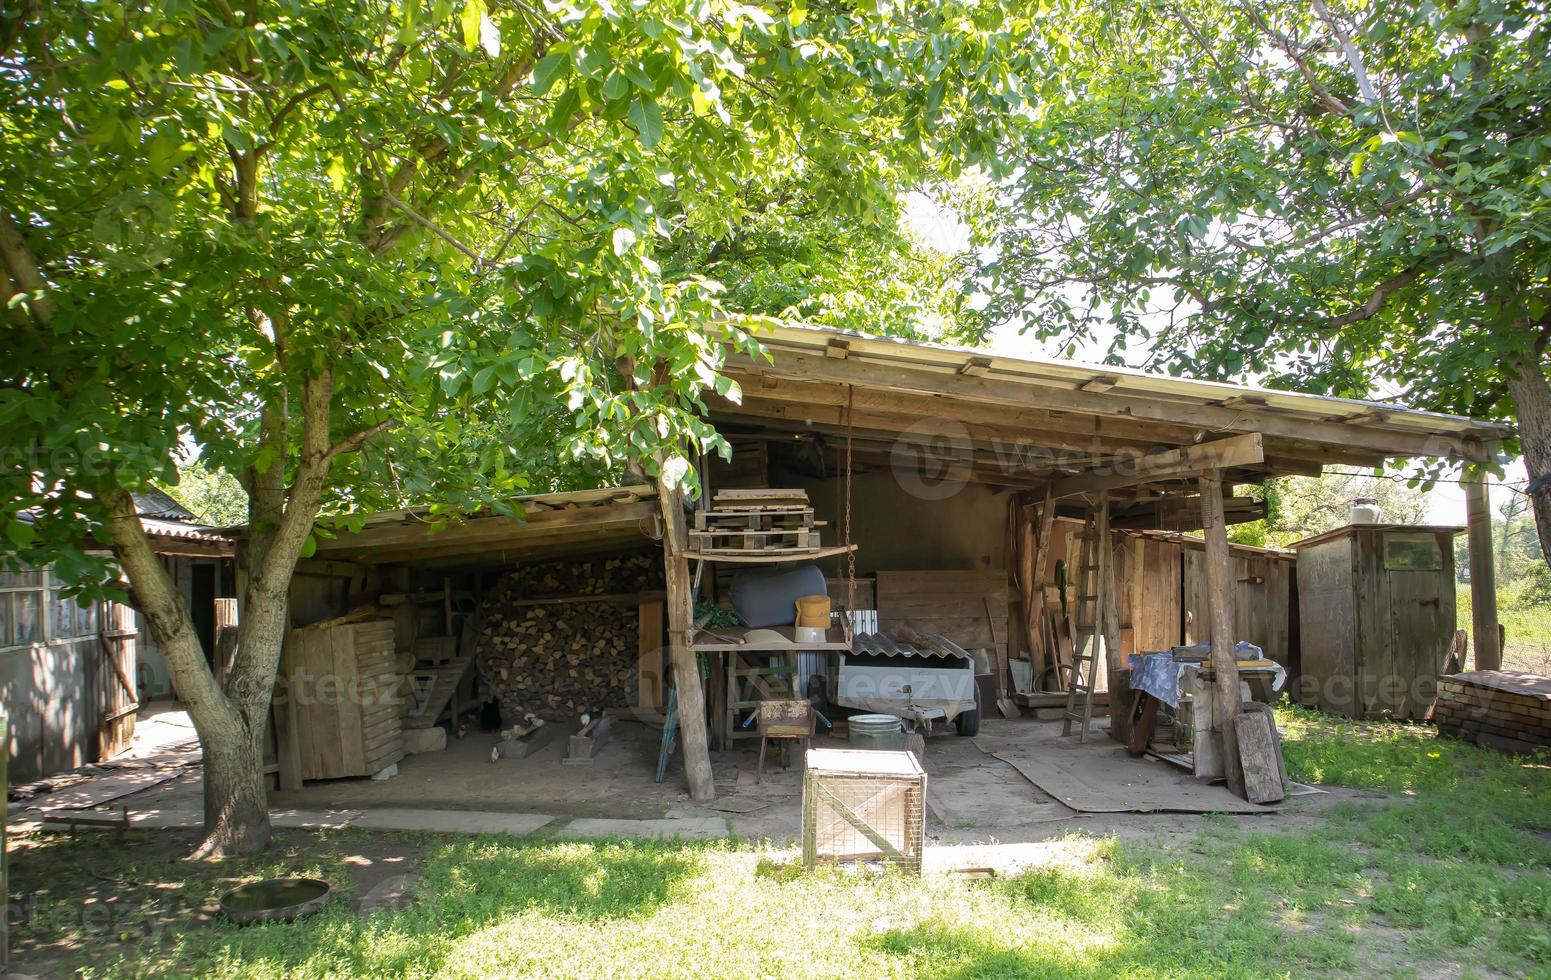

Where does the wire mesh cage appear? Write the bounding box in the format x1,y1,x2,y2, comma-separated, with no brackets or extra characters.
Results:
802,748,926,873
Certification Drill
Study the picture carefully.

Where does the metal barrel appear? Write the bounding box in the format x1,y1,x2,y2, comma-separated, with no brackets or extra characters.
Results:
847,713,904,751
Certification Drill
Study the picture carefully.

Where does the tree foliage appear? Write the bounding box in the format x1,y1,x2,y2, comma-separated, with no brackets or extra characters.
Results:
982,0,1551,563
158,459,249,527
0,0,1032,853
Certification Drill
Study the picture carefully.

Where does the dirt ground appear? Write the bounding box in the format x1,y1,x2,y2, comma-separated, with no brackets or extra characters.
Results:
261,714,1359,847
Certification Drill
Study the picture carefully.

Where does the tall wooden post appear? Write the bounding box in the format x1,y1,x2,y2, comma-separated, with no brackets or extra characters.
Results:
1464,468,1501,671
655,479,716,802
1199,473,1246,798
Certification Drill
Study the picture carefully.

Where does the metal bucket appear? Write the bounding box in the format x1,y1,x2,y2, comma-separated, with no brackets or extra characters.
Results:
848,713,904,751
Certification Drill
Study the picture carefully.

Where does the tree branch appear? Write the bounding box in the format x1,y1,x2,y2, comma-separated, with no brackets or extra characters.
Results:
0,211,56,326
1329,263,1427,328
322,417,397,463
1311,0,1377,103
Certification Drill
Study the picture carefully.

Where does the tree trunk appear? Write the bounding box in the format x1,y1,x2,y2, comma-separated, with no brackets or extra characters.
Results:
195,710,272,857
1506,351,1551,568
101,489,274,856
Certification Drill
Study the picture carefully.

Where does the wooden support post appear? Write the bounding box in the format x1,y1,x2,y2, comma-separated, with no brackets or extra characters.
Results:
655,479,716,802
1199,473,1246,798
1465,468,1501,671
1097,492,1120,695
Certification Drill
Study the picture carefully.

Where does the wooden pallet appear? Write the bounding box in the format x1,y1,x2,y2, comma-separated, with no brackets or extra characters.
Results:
689,527,821,550
694,508,818,529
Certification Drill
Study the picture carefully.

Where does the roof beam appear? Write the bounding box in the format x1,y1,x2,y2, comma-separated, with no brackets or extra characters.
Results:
1049,434,1265,499
314,500,660,555
730,347,1493,462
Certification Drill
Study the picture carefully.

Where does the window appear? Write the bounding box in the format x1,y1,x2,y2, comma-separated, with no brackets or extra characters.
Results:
0,567,44,647
1384,532,1443,571
1,564,100,648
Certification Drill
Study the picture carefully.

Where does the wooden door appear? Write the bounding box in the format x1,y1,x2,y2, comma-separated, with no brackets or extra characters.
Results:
97,600,140,758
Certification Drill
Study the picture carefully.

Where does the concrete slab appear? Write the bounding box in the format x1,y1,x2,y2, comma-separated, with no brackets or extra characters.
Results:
563,817,728,840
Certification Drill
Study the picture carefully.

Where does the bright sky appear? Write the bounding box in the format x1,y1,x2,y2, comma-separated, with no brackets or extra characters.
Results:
901,193,1528,526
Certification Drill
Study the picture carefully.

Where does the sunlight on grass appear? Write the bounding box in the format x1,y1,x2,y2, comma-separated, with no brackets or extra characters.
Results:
13,708,1551,978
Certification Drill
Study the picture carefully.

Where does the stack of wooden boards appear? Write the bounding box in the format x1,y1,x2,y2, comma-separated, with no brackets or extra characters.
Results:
691,489,824,556
282,620,404,781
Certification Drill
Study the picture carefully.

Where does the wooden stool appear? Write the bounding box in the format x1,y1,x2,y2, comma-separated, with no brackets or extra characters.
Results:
756,699,816,783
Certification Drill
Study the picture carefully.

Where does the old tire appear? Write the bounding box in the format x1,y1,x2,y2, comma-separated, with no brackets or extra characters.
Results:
955,689,982,737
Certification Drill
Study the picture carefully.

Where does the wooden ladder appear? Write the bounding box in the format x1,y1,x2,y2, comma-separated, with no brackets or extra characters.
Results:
1062,494,1110,742
405,656,472,730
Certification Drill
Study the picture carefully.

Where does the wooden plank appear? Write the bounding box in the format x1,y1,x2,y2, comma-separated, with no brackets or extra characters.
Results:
1233,709,1285,804
638,600,665,711
1183,665,1222,782
725,347,1493,461
1050,434,1265,498
683,544,856,563
876,571,1008,598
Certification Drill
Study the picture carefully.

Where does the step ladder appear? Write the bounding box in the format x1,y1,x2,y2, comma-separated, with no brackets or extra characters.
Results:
1062,495,1111,741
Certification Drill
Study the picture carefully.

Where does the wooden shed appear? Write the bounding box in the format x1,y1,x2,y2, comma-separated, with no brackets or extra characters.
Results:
1290,524,1462,720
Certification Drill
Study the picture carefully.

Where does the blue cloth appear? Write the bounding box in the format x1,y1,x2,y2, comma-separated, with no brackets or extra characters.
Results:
1128,652,1182,707
1129,642,1277,709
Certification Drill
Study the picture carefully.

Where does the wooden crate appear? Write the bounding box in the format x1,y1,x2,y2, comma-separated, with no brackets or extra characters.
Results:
282,620,404,781
802,748,925,873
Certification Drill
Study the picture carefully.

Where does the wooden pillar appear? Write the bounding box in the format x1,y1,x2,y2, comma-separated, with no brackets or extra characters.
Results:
655,479,715,802
1199,473,1246,798
1096,492,1121,691
1465,468,1501,671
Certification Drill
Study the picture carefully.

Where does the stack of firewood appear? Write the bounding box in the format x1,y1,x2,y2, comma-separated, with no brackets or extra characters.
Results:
473,551,660,724
500,550,662,598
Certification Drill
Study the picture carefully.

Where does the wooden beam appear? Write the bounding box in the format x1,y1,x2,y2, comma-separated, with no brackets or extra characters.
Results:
960,356,993,377
1465,468,1501,671
1200,473,1246,798
714,377,1388,470
655,479,715,802
732,348,1493,462
314,501,659,555
825,338,850,359
1050,434,1265,499
1079,375,1118,393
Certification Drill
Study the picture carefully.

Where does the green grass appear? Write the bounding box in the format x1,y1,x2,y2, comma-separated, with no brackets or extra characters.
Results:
1458,589,1551,674
12,708,1551,978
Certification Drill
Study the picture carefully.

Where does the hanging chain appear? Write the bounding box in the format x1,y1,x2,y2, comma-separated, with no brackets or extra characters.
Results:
844,384,856,634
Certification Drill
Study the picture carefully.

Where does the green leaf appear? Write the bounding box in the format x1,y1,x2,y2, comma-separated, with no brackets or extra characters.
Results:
612,226,637,256
533,52,567,94
547,87,581,134
628,97,664,149
602,70,630,102
460,0,486,53
4,520,35,548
